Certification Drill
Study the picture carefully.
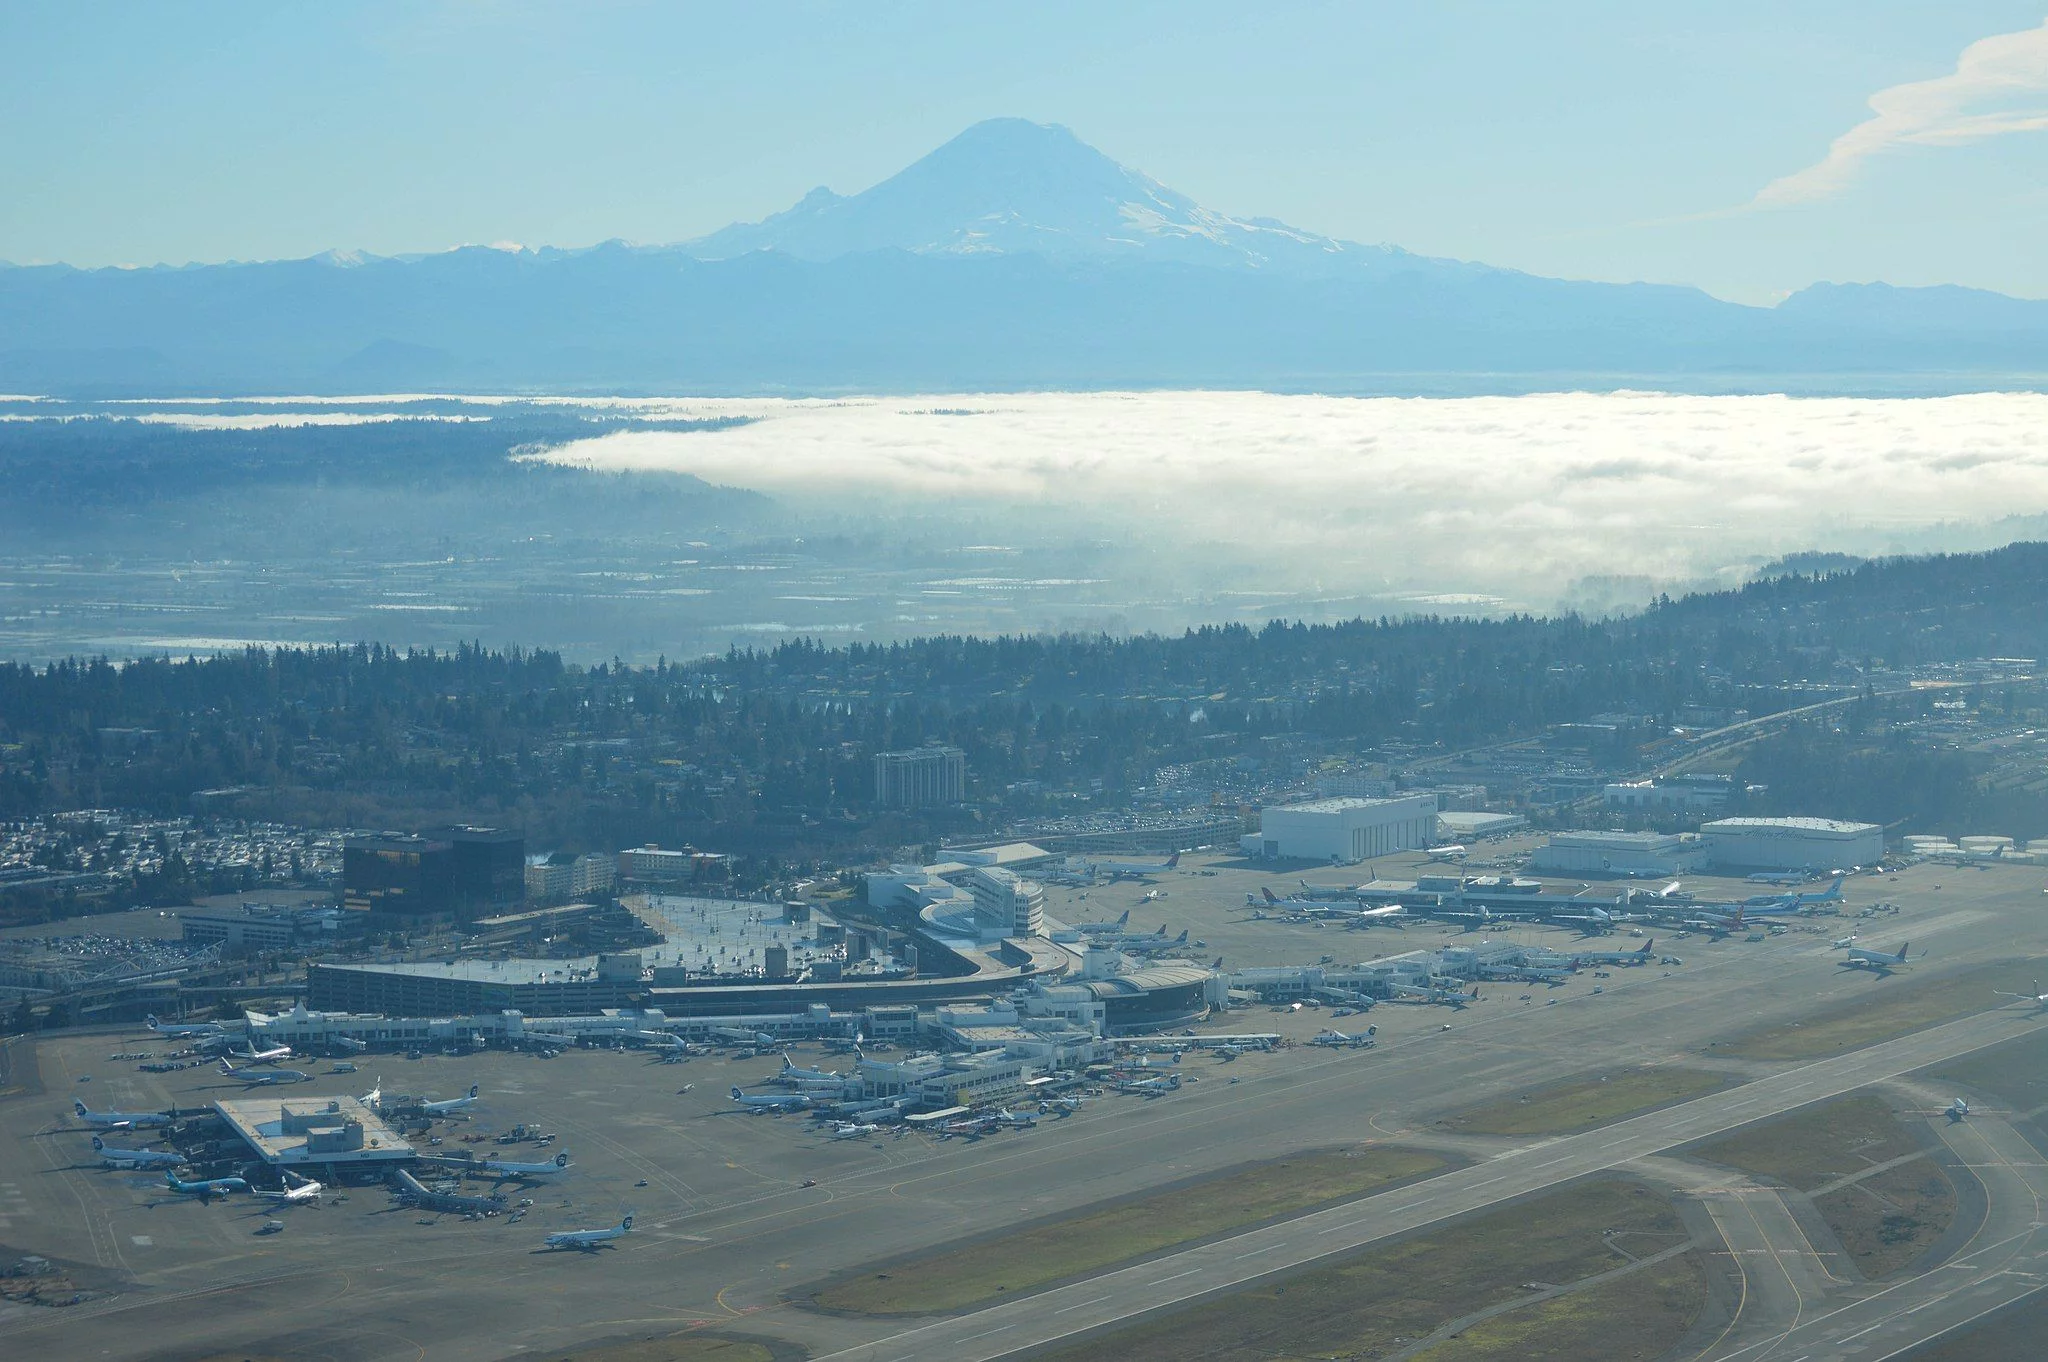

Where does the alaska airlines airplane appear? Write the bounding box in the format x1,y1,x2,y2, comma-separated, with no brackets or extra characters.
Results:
74,1098,178,1129
543,1214,632,1251
90,1135,185,1169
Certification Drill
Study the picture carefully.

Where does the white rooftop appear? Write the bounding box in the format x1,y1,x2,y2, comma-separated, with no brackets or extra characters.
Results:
215,1095,414,1167
1701,817,1881,835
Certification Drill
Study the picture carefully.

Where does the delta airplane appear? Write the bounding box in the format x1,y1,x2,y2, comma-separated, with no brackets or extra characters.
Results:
74,1098,178,1130
543,1214,632,1251
218,1058,312,1085
1087,851,1180,881
1574,939,1657,967
164,1171,248,1200
145,1014,225,1040
254,1171,324,1204
90,1136,185,1169
1994,980,2048,1011
729,1085,811,1112
1842,941,1915,973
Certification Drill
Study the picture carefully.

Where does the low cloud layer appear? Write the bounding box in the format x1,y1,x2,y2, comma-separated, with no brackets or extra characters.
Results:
526,390,2048,609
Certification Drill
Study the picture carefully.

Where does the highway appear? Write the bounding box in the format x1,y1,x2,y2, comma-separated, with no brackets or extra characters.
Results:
813,1007,2048,1362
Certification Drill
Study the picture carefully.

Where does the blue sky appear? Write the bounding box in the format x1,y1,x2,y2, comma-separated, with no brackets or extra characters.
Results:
4,2,2046,303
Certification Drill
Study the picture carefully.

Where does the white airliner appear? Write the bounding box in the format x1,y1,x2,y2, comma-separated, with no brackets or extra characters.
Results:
1832,934,1858,949
223,1042,294,1064
776,1056,842,1083
1994,980,2048,1011
479,1150,572,1179
730,1085,811,1112
90,1135,186,1169
145,1014,225,1040
544,1214,633,1251
164,1171,248,1199
1115,1073,1182,1096
218,1058,312,1085
830,1122,882,1140
420,1084,481,1115
1841,941,1914,973
254,1171,324,1203
74,1098,178,1129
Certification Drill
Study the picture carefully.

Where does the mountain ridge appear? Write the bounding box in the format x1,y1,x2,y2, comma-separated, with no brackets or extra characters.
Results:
3,118,2047,395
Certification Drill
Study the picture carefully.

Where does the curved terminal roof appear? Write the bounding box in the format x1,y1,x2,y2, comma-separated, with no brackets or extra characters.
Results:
1076,964,1213,998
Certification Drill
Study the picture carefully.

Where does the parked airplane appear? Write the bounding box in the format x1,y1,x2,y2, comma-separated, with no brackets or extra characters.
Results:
1038,1095,1097,1116
1088,851,1181,881
164,1171,248,1200
1744,875,1846,912
145,1014,225,1040
1068,908,1132,934
1389,981,1479,1007
327,1035,369,1055
420,1084,481,1115
729,1086,811,1112
90,1135,185,1169
544,1215,633,1251
1748,870,1820,885
1311,1027,1377,1048
830,1122,882,1140
1425,845,1469,863
222,1042,294,1064
1115,1073,1183,1096
73,1098,178,1129
1832,934,1858,949
1994,980,2048,1011
775,1055,844,1084
254,1171,324,1204
711,1027,779,1047
478,1150,572,1180
1574,939,1656,967
218,1058,312,1085
1841,941,1914,973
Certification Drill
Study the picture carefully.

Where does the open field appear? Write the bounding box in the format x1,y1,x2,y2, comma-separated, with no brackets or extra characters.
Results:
1724,959,2048,1060
808,1145,1448,1315
1035,1178,1705,1362
1695,1094,1957,1278
1434,1066,1729,1137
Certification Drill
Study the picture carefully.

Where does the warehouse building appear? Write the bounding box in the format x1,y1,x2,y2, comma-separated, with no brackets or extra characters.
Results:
1530,830,1710,877
1256,795,1437,863
1700,817,1884,871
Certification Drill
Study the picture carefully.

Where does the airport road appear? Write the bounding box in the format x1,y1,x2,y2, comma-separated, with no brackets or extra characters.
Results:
811,1007,2048,1362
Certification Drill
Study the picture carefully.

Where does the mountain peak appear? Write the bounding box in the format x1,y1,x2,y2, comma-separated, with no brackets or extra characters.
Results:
684,118,1397,275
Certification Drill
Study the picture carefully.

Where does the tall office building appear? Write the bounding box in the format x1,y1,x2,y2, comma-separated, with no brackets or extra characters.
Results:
873,746,967,809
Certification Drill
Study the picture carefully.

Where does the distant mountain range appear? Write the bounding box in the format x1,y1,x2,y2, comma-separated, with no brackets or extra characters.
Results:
4,118,2046,395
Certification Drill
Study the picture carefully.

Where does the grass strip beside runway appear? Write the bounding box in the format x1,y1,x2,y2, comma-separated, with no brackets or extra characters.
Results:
1035,1178,1705,1362
808,1145,1447,1315
1435,1066,1729,1137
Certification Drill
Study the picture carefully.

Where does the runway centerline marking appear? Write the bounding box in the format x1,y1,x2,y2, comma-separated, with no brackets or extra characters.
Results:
1054,1295,1112,1314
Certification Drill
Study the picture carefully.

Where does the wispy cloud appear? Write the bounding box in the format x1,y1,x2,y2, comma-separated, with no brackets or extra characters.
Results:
1751,18,2048,208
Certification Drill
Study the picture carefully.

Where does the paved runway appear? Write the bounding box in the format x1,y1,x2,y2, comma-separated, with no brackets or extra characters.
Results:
809,1008,2048,1361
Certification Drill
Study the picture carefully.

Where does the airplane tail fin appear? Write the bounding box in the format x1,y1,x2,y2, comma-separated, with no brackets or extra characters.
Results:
730,1086,744,1100
1116,910,1130,927
621,1214,634,1231
73,1098,88,1116
1165,852,1180,869
92,1136,103,1150
1900,942,1910,958
1262,887,1279,904
467,1084,479,1099
556,1152,570,1167
1637,939,1653,953
1176,929,1189,943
